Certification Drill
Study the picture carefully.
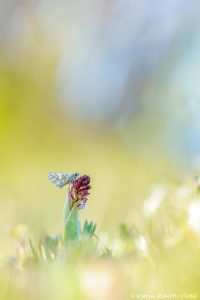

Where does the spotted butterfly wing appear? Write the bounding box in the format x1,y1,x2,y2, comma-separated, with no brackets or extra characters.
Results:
48,172,80,189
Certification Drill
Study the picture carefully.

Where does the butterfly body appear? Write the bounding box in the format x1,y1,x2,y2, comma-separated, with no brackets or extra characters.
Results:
48,172,80,188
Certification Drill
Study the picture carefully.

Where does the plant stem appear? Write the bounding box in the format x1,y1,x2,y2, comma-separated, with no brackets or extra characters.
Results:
63,192,81,247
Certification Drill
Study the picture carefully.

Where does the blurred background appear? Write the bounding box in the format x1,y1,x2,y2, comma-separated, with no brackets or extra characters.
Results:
1,0,200,237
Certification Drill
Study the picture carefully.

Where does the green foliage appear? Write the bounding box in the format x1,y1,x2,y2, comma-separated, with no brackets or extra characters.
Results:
82,220,96,238
28,234,62,264
63,194,81,247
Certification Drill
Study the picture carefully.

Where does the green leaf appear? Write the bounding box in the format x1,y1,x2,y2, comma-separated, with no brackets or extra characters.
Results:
82,220,96,238
64,193,81,247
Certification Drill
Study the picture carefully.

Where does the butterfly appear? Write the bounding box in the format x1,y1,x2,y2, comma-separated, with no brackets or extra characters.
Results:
48,172,80,188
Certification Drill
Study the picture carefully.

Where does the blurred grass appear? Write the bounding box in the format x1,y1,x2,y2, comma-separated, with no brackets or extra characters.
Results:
1,178,200,300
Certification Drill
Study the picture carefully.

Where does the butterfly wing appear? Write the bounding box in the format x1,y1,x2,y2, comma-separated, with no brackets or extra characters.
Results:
68,173,80,184
48,172,70,188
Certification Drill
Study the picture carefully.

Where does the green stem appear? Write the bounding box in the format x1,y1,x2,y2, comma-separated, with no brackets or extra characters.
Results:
63,193,81,247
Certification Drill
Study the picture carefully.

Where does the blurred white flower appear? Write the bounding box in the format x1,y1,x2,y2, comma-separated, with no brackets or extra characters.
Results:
143,185,167,216
135,236,148,257
188,201,200,234
81,267,113,300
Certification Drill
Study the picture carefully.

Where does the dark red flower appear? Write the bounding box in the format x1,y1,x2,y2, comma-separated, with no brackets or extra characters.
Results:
68,175,91,210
